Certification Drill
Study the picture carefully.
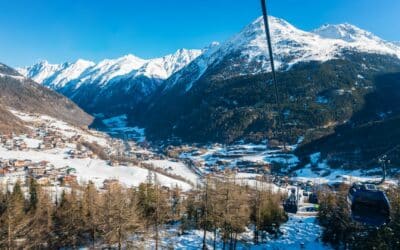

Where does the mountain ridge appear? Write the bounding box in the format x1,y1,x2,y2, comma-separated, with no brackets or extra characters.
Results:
18,49,203,90
18,48,203,115
0,63,93,133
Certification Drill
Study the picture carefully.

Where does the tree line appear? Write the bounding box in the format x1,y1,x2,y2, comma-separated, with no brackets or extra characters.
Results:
0,172,287,249
182,174,287,249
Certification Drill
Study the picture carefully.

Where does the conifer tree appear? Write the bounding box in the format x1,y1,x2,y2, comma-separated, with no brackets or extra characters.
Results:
24,186,54,249
27,177,39,212
100,183,141,250
53,189,85,248
81,181,101,249
0,180,27,249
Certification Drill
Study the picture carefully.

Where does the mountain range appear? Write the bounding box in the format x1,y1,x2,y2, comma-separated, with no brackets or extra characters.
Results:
19,17,400,116
19,49,202,114
17,16,400,168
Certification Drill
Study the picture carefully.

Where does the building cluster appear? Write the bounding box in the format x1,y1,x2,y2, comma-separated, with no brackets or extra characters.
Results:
0,124,85,152
0,119,100,187
0,158,78,187
1,134,29,151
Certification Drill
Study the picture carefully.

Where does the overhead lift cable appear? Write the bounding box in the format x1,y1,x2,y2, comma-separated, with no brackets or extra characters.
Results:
260,0,287,151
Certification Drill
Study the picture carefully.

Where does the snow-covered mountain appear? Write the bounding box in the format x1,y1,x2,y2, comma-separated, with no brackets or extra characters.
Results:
162,16,400,92
18,16,400,119
19,49,202,90
132,16,400,145
19,49,202,114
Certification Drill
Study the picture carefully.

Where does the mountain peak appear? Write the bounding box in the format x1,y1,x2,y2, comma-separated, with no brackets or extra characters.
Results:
313,23,378,42
171,48,202,58
74,58,95,66
18,60,63,83
133,48,203,79
120,54,145,62
163,15,400,93
37,59,50,65
250,15,301,35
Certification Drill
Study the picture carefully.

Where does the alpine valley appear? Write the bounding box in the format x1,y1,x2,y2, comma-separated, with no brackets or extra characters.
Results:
2,9,400,249
19,16,400,169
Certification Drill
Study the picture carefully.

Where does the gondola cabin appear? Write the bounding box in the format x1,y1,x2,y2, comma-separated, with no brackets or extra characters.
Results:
348,183,391,226
284,187,299,213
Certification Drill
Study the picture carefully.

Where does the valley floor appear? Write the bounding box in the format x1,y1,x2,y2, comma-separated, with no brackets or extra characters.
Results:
0,111,395,249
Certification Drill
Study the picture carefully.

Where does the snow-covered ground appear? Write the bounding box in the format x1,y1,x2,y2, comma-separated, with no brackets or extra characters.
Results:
179,142,300,175
101,114,146,142
143,159,199,185
0,111,195,191
292,152,397,186
141,215,330,250
0,142,192,191
11,110,108,146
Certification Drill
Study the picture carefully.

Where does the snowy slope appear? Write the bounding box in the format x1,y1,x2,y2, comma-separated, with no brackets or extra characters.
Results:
20,60,64,84
1,110,193,191
77,54,147,87
46,59,95,89
313,23,400,56
163,16,400,92
18,49,202,90
131,48,203,80
17,49,202,114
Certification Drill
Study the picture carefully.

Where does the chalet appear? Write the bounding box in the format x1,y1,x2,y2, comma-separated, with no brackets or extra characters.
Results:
13,160,30,168
62,175,78,186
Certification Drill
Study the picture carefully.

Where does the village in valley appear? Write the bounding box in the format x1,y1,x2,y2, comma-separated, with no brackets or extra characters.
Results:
0,110,383,193
0,111,394,249
0,110,197,191
1,109,292,194
0,111,332,249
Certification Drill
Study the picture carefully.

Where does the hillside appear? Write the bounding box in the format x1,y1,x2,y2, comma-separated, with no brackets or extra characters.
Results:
296,72,400,169
0,63,93,133
133,52,400,143
126,17,400,168
0,104,27,133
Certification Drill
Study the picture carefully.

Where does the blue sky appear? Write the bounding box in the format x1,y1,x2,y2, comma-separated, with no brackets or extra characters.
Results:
1,0,399,67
